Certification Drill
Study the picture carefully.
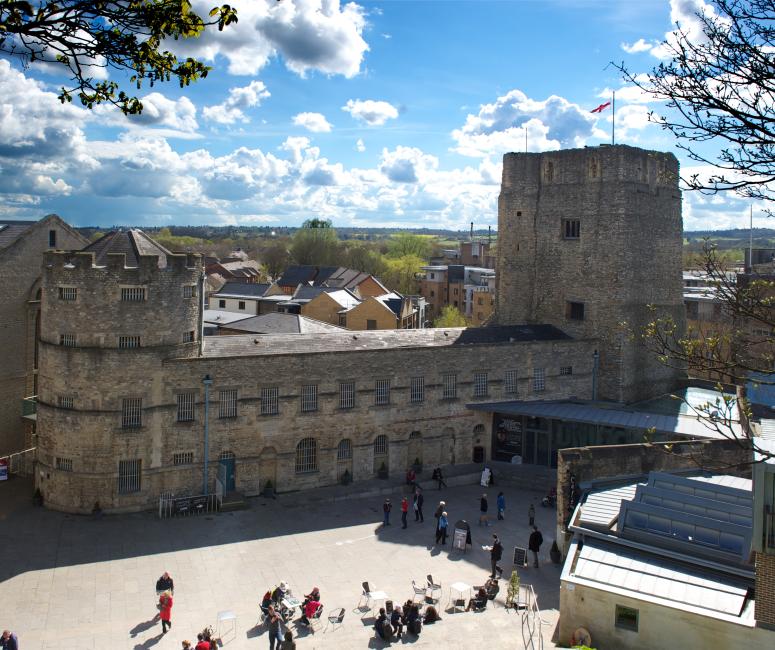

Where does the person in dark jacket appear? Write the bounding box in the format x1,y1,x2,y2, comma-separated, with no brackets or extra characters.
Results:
390,605,403,637
374,608,389,640
156,571,174,594
1,630,18,650
432,467,447,489
490,534,504,578
382,498,392,526
414,488,424,522
479,493,489,526
529,525,544,568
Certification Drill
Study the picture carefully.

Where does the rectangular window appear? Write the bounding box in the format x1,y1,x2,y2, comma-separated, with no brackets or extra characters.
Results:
57,395,74,410
504,370,518,395
473,371,489,397
339,381,355,409
60,334,76,347
261,387,279,415
118,335,141,349
533,368,546,393
176,393,195,422
560,366,573,376
58,287,77,301
173,452,194,466
301,384,318,412
121,287,146,302
219,299,226,308
121,398,142,428
375,378,391,406
48,229,56,247
562,219,580,239
338,313,347,327
182,285,196,298
56,457,73,472
615,605,639,632
219,389,237,418
567,301,585,321
182,330,195,343
366,319,377,330
442,372,457,399
117,459,141,494
410,376,425,403
238,301,246,310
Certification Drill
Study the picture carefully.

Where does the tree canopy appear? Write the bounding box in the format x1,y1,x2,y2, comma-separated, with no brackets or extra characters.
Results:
618,0,775,207
0,0,238,113
290,218,340,266
433,305,468,328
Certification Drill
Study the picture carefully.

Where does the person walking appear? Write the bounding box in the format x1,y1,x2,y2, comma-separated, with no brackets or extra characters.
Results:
432,467,447,490
382,498,392,526
479,493,489,526
528,525,544,568
280,630,296,650
433,500,445,539
490,534,504,578
497,491,506,520
158,590,173,634
156,571,174,594
401,496,409,529
267,604,284,650
437,511,449,545
414,488,424,522
528,502,535,527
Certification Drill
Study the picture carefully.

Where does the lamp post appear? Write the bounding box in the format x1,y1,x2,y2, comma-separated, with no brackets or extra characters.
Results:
202,374,213,495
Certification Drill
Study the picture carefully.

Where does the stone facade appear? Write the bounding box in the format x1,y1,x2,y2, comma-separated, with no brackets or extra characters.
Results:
496,145,685,403
0,215,87,454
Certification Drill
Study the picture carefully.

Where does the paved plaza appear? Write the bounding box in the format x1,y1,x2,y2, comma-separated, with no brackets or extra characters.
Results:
1,476,562,649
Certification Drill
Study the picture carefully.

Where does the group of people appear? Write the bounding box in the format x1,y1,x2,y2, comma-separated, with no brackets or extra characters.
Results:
259,581,321,648
374,600,441,641
152,572,221,650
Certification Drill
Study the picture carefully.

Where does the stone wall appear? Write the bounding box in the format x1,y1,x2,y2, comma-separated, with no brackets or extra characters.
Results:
496,145,685,403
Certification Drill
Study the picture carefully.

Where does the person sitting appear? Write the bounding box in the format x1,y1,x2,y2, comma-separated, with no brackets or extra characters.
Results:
194,633,210,650
374,607,390,640
260,589,273,614
271,581,289,604
465,586,488,611
301,586,320,613
300,597,321,625
404,603,422,635
406,468,416,486
155,571,174,594
423,605,441,624
390,605,403,638
485,578,500,600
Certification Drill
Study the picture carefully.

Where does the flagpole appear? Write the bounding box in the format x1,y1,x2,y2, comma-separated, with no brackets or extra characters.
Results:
612,90,615,145
749,204,753,272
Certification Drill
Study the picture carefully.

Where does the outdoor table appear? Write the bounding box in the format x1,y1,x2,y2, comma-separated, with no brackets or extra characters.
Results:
449,582,471,612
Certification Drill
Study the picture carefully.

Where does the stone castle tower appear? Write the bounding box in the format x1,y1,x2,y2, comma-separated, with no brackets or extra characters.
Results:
36,231,202,512
496,144,685,403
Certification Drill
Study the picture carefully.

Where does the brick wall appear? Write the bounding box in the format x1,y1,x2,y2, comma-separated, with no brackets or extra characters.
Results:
755,552,775,627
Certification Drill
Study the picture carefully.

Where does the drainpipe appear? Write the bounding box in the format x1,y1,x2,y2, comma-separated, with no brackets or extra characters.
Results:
197,268,205,357
202,374,213,495
592,350,600,401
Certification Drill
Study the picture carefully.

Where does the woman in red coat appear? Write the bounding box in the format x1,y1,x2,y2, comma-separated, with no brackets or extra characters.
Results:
159,591,173,633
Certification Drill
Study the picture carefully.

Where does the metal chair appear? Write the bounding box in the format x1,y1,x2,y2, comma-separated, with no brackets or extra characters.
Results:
412,580,427,604
326,607,345,632
217,609,237,641
426,574,441,603
359,582,387,613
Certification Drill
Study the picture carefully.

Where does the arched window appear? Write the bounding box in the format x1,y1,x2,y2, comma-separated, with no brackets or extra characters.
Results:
296,438,317,473
374,434,388,457
337,439,352,461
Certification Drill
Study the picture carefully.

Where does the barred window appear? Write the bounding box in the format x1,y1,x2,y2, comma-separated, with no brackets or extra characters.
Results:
473,371,489,397
504,369,518,395
339,381,355,409
182,330,195,343
60,333,76,347
57,395,74,410
118,335,141,349
337,438,352,461
374,434,388,457
121,287,146,302
442,372,457,399
375,378,390,406
176,393,195,422
118,459,142,494
219,389,237,418
219,450,235,461
410,376,425,403
295,437,317,473
301,384,318,412
182,285,196,298
58,286,77,301
560,366,573,376
173,452,193,466
56,457,73,472
121,398,142,428
533,368,546,393
260,387,279,415
563,219,580,239
566,301,585,321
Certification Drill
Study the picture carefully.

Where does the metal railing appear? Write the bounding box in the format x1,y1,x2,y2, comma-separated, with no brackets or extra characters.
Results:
4,447,36,476
159,491,220,519
520,584,544,650
22,395,37,418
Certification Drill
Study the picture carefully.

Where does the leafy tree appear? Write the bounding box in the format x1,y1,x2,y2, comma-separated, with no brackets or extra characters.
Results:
0,1,238,114
387,233,433,260
618,0,775,207
433,305,469,328
290,218,341,266
341,242,387,277
380,254,423,295
259,242,290,279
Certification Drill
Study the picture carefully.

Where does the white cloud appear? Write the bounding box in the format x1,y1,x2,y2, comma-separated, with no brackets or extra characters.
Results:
203,81,270,124
451,89,597,158
292,112,332,132
355,138,365,152
379,146,438,183
342,99,399,126
621,38,655,54
174,0,369,78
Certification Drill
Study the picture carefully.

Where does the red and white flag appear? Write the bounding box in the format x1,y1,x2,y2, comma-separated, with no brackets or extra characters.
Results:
590,101,611,113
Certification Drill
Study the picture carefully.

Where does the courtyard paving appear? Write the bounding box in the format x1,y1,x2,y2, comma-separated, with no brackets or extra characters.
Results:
0,476,562,649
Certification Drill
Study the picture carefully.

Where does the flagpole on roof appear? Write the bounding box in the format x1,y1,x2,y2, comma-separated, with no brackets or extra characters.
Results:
612,90,615,145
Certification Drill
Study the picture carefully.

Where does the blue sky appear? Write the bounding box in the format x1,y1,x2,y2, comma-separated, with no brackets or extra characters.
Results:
0,0,766,230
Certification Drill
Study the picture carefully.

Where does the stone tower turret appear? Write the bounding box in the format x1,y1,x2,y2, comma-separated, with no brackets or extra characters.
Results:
36,230,202,512
496,145,685,403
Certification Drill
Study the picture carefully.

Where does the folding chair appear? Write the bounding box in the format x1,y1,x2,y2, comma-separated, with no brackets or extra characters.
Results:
326,607,345,632
426,574,441,603
308,604,324,632
412,580,427,604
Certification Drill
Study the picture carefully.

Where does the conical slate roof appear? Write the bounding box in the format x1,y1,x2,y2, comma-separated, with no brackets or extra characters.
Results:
83,229,172,268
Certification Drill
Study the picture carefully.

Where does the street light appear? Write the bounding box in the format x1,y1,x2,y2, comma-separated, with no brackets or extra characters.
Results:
202,374,213,495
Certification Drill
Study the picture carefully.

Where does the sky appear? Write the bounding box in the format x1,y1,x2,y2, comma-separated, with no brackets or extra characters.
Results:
0,0,768,231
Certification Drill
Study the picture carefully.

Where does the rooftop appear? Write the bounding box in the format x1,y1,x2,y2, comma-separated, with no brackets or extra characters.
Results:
217,312,345,335
82,229,173,268
213,282,271,298
0,220,35,250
